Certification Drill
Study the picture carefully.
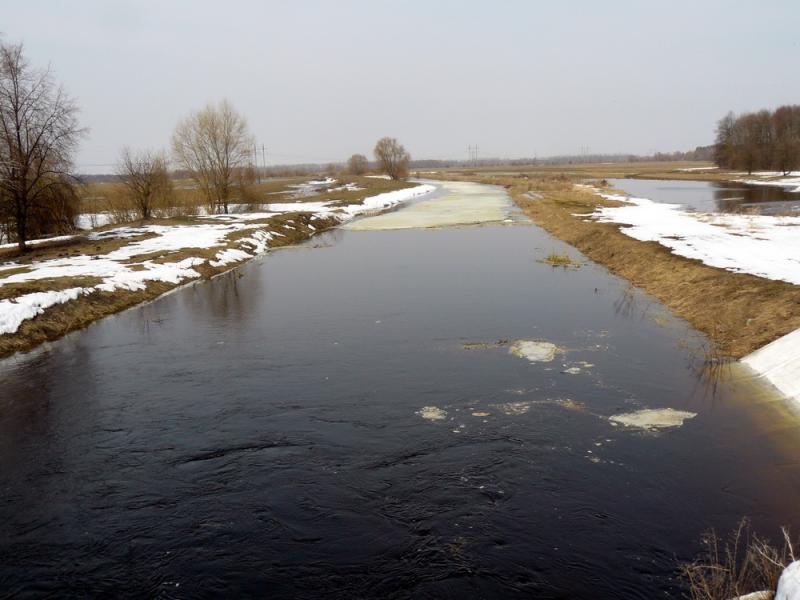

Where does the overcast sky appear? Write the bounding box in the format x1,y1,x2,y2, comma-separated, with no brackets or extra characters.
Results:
4,0,799,171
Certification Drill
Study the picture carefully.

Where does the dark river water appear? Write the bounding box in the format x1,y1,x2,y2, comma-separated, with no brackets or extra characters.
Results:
609,178,800,214
1,183,799,598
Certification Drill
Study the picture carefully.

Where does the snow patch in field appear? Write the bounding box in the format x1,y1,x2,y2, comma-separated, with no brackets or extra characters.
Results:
0,288,90,334
0,234,77,250
586,186,800,285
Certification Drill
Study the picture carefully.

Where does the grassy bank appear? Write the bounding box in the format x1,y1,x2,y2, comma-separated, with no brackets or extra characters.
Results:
430,170,800,358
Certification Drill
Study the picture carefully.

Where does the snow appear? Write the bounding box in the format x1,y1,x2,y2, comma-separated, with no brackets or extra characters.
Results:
776,561,800,600
0,288,90,334
738,175,800,193
76,213,115,230
677,166,718,172
0,183,435,335
586,186,800,285
742,328,800,403
0,234,76,250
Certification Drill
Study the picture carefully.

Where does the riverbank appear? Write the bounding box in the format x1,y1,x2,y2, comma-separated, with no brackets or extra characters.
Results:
428,172,800,361
0,178,434,358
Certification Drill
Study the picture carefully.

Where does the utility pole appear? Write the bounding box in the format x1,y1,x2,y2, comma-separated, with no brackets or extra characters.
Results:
262,144,266,181
467,145,479,167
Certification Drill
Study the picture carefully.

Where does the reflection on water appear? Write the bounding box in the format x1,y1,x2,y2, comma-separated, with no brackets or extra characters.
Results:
0,184,799,598
609,178,800,214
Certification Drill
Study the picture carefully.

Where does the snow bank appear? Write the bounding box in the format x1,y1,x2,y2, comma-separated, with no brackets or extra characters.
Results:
776,561,800,599
0,288,90,334
587,187,800,285
742,328,800,403
738,175,800,193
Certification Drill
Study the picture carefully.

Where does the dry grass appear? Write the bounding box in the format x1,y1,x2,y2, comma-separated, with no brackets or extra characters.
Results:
77,175,413,225
428,172,800,358
680,519,795,600
540,251,581,268
436,160,735,183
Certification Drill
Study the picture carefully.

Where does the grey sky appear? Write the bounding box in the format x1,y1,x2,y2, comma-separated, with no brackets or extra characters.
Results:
5,0,799,171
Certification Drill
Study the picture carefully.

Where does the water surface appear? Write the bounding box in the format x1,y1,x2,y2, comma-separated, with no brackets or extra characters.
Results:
610,178,800,214
1,182,799,599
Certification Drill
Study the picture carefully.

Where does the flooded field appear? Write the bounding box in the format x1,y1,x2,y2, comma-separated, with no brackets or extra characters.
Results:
610,178,800,214
1,182,799,598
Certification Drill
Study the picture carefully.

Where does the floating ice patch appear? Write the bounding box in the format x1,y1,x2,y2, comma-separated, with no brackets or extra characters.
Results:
417,406,447,421
608,408,697,431
344,181,526,230
509,340,560,363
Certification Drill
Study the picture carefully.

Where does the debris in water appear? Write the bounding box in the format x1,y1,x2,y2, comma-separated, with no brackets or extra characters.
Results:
471,411,490,417
608,408,697,431
417,406,447,421
494,401,533,415
562,366,582,375
553,398,585,411
509,340,561,363
462,339,509,350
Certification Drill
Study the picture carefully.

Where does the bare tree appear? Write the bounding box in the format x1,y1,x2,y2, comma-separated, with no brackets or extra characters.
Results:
171,100,253,214
116,148,171,220
0,40,85,251
347,153,368,175
373,137,410,180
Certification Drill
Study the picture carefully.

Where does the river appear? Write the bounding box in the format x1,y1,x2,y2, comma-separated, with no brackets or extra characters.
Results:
1,181,798,598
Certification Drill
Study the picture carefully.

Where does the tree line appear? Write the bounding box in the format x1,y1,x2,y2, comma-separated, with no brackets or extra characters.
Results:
0,38,413,251
714,105,800,174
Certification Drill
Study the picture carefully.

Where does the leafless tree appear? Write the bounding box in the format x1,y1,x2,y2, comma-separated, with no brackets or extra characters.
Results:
116,147,171,220
0,40,85,251
714,105,800,174
373,137,410,180
347,153,368,175
171,100,253,214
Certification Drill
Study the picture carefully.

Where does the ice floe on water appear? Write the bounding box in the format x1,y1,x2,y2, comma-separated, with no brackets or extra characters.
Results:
608,408,697,431
344,181,528,230
416,406,447,421
508,340,561,363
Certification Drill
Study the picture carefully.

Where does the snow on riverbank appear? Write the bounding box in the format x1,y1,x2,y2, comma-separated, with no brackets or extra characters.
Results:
584,185,800,285
738,174,800,193
583,182,800,403
0,183,435,336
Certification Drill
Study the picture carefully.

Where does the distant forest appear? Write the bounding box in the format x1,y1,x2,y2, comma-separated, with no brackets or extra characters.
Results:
714,105,800,174
78,147,716,182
